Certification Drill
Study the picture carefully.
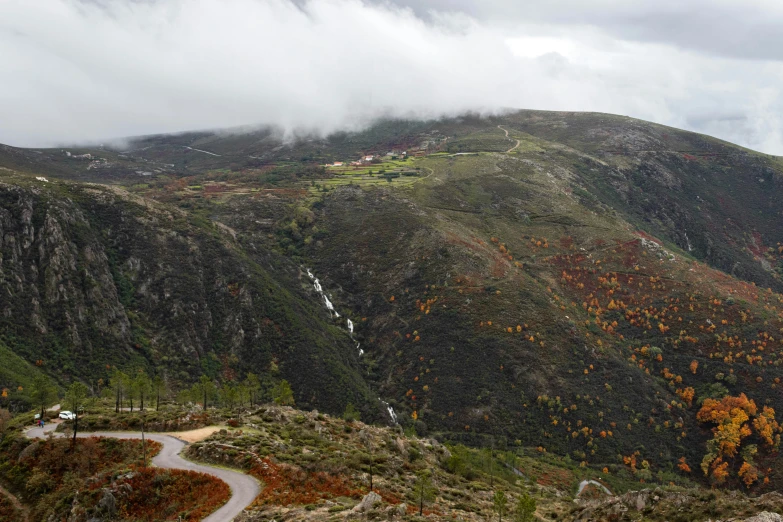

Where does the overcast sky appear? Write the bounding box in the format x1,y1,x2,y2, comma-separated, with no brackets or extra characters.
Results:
1,0,782,154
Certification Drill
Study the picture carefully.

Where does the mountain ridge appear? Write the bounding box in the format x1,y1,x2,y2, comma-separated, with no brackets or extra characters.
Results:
1,109,782,492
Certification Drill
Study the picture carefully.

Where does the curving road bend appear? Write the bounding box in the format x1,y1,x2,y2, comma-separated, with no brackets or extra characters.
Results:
497,125,521,153
576,479,612,497
25,425,259,522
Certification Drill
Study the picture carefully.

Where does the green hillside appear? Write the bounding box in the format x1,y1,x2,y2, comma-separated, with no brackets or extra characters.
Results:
1,110,782,494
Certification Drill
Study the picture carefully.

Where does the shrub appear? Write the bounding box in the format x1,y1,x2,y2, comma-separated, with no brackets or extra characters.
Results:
343,403,360,423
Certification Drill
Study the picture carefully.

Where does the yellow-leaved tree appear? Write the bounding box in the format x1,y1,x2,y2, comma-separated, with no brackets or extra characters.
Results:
697,393,781,487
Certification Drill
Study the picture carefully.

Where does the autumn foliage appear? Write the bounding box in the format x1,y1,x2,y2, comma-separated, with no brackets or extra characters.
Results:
114,468,230,521
2,435,229,521
697,394,781,486
250,457,365,506
15,436,162,486
0,436,169,521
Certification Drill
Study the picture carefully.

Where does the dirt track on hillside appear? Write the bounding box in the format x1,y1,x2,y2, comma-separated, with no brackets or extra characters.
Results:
25,425,259,522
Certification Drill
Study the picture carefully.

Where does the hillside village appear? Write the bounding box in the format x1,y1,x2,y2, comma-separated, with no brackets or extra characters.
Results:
328,135,449,167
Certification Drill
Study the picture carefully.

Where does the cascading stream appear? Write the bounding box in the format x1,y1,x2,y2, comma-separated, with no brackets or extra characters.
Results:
380,399,398,424
305,267,397,424
307,268,339,318
347,318,363,356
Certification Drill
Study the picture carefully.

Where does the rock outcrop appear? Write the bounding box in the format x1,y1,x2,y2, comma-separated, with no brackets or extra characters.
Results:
0,180,375,416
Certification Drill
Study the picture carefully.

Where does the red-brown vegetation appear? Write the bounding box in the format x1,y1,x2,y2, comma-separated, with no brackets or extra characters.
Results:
114,468,230,521
249,457,364,506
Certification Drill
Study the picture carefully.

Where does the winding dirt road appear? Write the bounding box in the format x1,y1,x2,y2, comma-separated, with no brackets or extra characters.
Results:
498,125,521,153
25,424,259,522
577,479,612,497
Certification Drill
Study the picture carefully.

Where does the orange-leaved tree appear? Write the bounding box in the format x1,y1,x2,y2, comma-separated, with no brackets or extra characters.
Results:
696,393,781,487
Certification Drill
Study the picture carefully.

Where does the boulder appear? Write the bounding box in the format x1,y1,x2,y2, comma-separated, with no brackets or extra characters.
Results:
635,493,645,511
97,489,117,516
385,503,408,519
353,491,382,512
743,513,783,522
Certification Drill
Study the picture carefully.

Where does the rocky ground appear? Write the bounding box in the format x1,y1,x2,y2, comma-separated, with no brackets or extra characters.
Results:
570,489,783,522
182,405,783,522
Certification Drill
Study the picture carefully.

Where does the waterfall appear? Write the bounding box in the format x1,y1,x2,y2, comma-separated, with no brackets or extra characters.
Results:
344,312,362,357
322,294,338,316
306,268,340,318
305,267,397,425
306,268,364,355
380,398,398,424
684,232,693,252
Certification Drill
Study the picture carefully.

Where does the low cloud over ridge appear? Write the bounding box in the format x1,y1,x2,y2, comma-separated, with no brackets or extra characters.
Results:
1,0,782,154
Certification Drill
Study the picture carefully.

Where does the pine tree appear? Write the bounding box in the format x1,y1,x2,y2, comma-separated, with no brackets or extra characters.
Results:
30,373,56,421
65,382,89,445
243,373,261,406
152,375,166,410
514,492,536,522
493,491,507,522
271,380,295,406
413,471,436,516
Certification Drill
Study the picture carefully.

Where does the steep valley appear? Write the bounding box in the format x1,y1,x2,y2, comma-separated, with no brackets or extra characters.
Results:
2,111,783,516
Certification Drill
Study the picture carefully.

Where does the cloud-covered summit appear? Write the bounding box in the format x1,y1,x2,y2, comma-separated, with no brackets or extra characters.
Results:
1,0,782,154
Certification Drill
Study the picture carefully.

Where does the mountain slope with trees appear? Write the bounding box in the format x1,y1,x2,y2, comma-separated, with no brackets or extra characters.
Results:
0,174,376,417
1,110,782,495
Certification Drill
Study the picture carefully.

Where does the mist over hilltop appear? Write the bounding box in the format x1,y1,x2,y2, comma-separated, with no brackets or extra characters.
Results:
1,0,782,154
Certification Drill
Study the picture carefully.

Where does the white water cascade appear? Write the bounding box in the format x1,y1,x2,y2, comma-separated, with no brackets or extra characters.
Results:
304,267,397,425
381,399,398,424
346,318,364,355
306,268,366,356
306,268,339,318
684,232,694,252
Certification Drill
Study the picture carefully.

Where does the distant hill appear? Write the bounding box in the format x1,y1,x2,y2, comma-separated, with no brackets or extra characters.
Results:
1,109,782,491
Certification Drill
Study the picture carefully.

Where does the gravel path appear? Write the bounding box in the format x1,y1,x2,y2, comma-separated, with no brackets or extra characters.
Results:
577,479,612,497
25,424,259,522
498,125,521,153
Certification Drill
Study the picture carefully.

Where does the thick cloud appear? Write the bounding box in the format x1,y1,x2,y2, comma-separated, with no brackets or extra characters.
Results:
384,0,783,61
1,0,782,154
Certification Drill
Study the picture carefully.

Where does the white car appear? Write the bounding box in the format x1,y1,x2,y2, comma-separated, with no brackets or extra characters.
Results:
59,411,75,420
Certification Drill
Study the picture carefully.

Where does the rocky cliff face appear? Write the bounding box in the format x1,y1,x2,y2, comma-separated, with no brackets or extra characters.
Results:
0,183,131,365
0,179,374,415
